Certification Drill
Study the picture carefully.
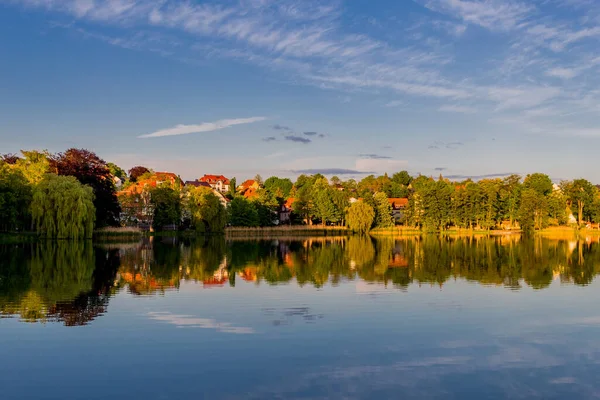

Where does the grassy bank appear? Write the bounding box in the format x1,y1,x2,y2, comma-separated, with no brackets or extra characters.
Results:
93,227,144,241
225,226,351,238
370,227,521,237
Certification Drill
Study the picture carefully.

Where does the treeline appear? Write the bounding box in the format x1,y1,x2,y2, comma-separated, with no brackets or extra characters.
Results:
2,149,600,237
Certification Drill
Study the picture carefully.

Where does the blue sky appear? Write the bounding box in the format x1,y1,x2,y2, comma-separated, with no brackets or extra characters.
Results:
1,0,600,182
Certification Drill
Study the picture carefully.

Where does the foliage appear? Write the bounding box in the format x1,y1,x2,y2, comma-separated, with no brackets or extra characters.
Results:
11,150,50,184
373,192,394,228
128,166,151,182
50,148,120,227
561,179,597,225
107,163,126,180
228,197,259,227
186,187,227,233
264,176,293,199
228,177,237,198
31,174,95,239
392,171,412,186
346,201,375,234
150,187,181,230
518,189,548,233
0,165,32,231
524,173,553,196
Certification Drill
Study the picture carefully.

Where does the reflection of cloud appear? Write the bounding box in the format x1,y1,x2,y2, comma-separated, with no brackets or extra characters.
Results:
147,312,254,334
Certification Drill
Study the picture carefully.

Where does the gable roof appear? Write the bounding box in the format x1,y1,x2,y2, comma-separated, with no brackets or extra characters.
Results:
199,174,230,185
185,180,211,188
388,198,409,209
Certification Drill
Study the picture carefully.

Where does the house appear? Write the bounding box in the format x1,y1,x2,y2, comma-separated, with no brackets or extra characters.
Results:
185,180,211,189
278,198,295,224
388,198,409,222
199,174,230,193
238,179,260,193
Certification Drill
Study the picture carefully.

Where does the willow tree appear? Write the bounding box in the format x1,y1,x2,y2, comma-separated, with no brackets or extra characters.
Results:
346,201,375,235
186,187,227,233
31,174,95,239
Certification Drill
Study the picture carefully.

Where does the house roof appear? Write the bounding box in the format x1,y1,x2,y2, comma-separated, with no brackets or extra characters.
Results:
185,180,211,188
284,198,295,208
238,179,257,190
243,187,259,199
199,174,230,185
388,198,409,209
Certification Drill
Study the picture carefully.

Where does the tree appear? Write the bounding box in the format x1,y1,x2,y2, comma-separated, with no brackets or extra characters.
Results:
12,150,50,184
373,192,394,228
150,187,181,231
264,176,293,199
346,201,375,235
392,171,412,186
228,177,237,198
1,154,20,164
254,174,264,186
518,189,548,233
128,166,151,182
561,179,596,225
228,197,259,227
314,186,337,226
523,173,553,196
107,163,126,180
31,174,95,239
186,187,227,233
0,165,32,231
50,148,121,227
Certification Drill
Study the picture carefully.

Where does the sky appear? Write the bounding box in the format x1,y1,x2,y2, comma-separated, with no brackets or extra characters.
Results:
1,0,600,182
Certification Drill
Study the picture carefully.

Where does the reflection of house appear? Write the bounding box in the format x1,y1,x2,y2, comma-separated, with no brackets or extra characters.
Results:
199,174,230,193
388,254,409,268
278,198,294,224
388,198,409,222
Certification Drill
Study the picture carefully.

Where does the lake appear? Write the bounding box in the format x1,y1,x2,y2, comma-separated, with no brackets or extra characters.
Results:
2,235,600,399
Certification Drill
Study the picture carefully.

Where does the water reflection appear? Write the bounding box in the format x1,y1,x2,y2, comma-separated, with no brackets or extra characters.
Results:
2,235,600,325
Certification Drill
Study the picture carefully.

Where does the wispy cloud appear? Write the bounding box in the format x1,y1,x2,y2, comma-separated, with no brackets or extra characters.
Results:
272,124,292,132
139,117,266,138
446,173,517,181
262,136,277,142
358,154,392,159
439,105,476,114
303,131,318,136
292,168,373,175
285,135,311,144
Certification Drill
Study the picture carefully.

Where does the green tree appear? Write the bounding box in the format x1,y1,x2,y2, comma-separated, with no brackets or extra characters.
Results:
392,171,412,186
150,187,181,230
561,179,597,225
31,174,95,239
228,197,259,227
346,201,375,234
523,173,553,196
0,164,32,231
518,188,548,233
186,187,227,233
107,162,126,180
264,176,293,199
13,150,50,184
228,177,237,198
373,192,394,228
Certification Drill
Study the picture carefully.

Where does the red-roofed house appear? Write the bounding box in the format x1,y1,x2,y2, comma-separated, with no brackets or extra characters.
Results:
199,174,230,193
388,198,409,222
278,198,295,224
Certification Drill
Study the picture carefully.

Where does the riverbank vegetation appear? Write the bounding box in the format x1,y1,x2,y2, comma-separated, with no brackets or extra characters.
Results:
2,148,600,239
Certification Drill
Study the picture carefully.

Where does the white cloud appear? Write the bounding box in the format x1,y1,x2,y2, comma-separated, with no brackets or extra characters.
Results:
546,67,578,79
438,105,476,113
355,158,408,173
139,117,266,138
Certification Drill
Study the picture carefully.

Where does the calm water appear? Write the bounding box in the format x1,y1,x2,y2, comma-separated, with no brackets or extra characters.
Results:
2,236,600,399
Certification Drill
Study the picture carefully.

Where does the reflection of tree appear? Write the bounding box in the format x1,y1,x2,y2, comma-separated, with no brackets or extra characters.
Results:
0,242,119,325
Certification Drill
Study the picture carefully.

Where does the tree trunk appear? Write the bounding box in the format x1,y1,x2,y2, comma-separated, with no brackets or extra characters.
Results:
578,201,584,226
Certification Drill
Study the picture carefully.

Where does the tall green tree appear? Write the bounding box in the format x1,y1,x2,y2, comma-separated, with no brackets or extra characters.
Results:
0,164,32,231
561,179,597,225
12,150,50,184
523,173,553,196
264,176,293,199
518,189,548,232
150,187,181,230
31,174,95,239
107,163,126,180
373,192,394,228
